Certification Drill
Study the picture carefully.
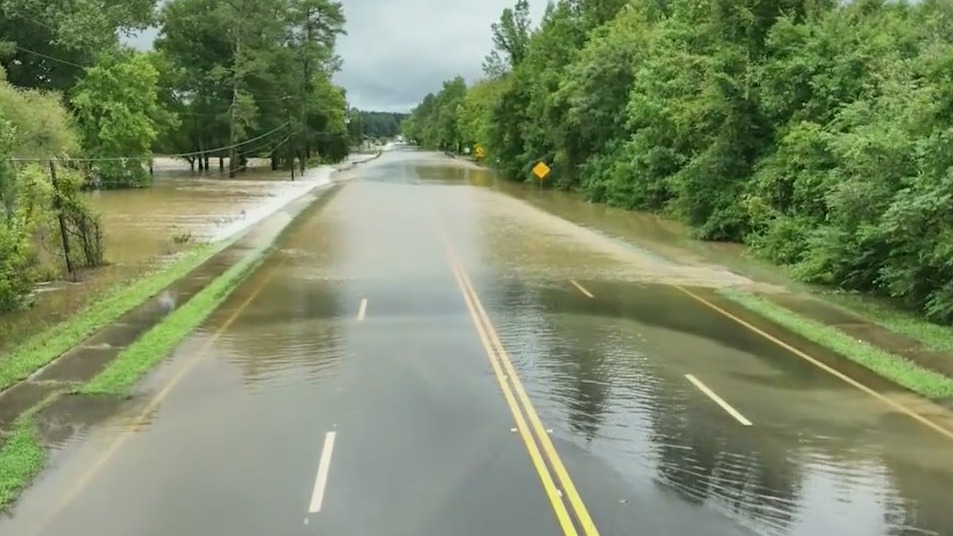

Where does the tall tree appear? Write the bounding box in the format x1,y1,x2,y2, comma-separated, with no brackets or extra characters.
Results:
483,0,533,77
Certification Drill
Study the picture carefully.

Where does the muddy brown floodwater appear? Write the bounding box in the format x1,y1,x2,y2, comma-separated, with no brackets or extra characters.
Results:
0,160,309,356
472,170,799,291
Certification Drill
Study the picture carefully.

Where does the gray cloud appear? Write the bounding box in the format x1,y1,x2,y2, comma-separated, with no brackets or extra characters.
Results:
333,0,546,112
126,0,547,112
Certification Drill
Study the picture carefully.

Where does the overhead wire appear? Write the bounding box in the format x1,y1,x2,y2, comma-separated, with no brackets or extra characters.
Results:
8,43,302,105
3,21,338,164
10,122,292,162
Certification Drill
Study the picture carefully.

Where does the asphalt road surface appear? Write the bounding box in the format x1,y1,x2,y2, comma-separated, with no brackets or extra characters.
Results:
3,149,953,536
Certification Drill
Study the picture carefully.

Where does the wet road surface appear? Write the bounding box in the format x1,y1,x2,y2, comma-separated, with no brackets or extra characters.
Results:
3,149,953,536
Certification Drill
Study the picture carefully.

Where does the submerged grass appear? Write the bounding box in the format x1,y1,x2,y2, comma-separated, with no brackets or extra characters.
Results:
0,243,222,393
0,420,44,509
80,250,267,396
0,391,61,510
823,291,953,353
721,289,953,400
0,246,266,510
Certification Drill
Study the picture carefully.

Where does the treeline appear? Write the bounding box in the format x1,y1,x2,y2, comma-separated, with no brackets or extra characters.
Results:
0,0,349,310
403,0,953,323
348,110,408,140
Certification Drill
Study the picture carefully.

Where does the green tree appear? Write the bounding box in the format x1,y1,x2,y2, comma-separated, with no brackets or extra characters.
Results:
403,0,953,327
72,50,169,187
483,0,533,77
0,0,156,91
0,68,101,310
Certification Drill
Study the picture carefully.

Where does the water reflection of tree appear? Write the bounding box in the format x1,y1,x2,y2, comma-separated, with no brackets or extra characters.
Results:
528,282,805,532
648,382,803,533
493,279,613,443
881,455,952,536
556,331,612,444
217,275,345,385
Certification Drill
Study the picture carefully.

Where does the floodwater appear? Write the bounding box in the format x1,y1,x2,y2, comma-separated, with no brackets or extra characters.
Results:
0,160,326,356
2,150,952,536
481,174,799,290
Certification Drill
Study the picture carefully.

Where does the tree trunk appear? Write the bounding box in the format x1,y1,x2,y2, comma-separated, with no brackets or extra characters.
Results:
271,150,279,171
219,156,224,170
49,161,74,278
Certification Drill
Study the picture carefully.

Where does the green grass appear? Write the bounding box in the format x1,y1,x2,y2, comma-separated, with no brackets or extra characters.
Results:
720,289,953,400
822,292,953,353
80,250,267,396
0,243,223,393
0,420,44,509
0,391,61,509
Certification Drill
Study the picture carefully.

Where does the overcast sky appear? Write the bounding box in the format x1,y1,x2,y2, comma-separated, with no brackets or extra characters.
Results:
130,0,547,113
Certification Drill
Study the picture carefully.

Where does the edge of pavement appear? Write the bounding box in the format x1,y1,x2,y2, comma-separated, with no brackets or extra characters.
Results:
0,152,381,510
444,148,953,409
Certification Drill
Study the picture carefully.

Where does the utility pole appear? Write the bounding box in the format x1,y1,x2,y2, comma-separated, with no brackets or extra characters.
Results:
284,95,294,181
228,19,243,179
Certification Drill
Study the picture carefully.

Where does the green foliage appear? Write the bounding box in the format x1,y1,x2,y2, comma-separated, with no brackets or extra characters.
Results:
350,110,407,139
154,0,349,171
0,77,89,310
405,0,953,324
403,77,468,151
72,51,167,187
0,0,156,91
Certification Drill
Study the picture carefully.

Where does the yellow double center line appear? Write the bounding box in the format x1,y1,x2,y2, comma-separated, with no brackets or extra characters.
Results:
444,247,600,536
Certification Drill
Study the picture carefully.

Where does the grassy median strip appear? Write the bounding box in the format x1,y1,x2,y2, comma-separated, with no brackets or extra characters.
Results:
80,250,267,396
720,290,953,400
824,292,953,353
0,391,61,509
0,248,260,510
0,420,44,509
0,243,223,393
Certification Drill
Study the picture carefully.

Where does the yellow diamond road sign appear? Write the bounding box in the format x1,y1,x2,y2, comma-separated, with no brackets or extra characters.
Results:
475,145,485,158
532,161,550,180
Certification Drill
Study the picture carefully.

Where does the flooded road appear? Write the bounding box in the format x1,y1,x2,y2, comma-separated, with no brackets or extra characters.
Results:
3,149,953,536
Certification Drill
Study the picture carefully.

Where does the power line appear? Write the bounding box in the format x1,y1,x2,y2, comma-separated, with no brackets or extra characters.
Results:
8,43,305,105
10,122,292,163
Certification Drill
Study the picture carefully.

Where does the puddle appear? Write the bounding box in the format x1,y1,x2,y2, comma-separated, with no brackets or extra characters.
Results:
35,394,140,448
0,382,59,430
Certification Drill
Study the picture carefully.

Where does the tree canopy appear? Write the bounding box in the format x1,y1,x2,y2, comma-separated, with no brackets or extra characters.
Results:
403,0,953,324
349,110,408,141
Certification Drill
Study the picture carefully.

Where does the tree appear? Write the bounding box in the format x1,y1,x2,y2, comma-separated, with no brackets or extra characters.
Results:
0,0,156,91
72,50,170,187
0,67,101,310
483,0,533,77
156,0,348,175
402,0,953,326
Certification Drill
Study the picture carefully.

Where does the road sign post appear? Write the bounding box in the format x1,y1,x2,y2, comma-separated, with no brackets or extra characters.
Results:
532,161,551,180
532,161,550,193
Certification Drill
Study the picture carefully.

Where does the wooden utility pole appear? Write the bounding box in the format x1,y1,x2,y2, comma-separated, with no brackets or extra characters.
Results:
285,95,294,181
48,161,74,277
228,29,242,178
